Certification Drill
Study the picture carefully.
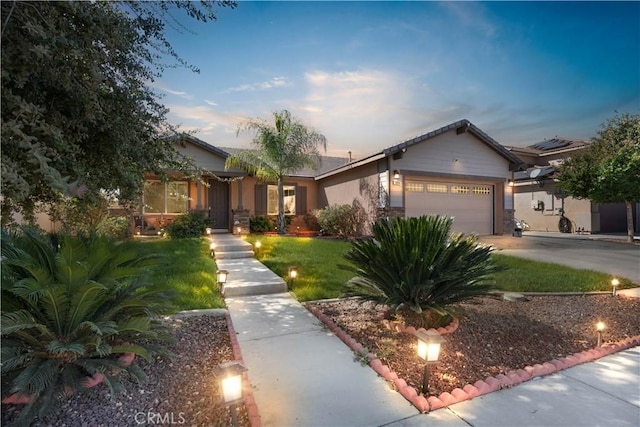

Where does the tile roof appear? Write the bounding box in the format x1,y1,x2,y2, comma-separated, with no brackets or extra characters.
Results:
316,119,524,178
176,119,524,179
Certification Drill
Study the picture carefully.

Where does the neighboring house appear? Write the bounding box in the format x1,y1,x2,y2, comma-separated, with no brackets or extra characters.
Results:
138,119,523,236
508,138,639,233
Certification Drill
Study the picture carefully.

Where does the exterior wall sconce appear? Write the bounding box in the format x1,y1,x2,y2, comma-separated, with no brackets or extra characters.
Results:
217,269,229,295
415,330,445,395
392,170,401,186
596,321,605,347
288,266,298,287
508,179,515,187
611,278,619,296
214,361,247,427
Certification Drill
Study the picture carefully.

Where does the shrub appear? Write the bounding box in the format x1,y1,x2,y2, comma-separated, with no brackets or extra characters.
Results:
165,211,211,239
250,215,275,233
343,215,501,322
1,227,174,425
316,200,367,237
96,216,131,240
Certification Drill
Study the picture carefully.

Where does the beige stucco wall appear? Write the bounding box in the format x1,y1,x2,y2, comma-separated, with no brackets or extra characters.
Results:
176,142,228,172
316,161,381,224
514,182,596,232
391,131,512,181
226,176,319,216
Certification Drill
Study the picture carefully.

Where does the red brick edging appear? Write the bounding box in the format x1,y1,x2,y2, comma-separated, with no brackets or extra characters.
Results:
305,304,640,413
225,312,262,427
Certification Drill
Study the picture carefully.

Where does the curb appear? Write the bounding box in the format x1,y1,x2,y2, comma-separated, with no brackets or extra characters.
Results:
225,311,262,427
305,303,640,414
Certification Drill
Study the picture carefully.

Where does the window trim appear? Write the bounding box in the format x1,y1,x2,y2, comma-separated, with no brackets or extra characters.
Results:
143,180,189,214
267,184,296,216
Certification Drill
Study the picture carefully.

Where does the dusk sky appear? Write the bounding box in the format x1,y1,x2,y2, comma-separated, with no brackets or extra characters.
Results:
157,1,640,159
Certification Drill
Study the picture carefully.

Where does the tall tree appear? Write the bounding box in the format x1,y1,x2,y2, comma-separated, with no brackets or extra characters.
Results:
1,1,235,226
557,113,640,242
226,110,327,234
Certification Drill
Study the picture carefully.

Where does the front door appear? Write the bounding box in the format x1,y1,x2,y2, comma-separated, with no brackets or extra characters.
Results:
208,179,229,230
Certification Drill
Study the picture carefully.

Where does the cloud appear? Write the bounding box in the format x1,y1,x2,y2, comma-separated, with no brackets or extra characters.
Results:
148,81,194,100
296,69,428,157
204,99,218,106
439,2,497,38
167,105,248,140
225,76,291,93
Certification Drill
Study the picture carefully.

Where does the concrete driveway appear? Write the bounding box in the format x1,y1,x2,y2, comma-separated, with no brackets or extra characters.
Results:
479,233,640,283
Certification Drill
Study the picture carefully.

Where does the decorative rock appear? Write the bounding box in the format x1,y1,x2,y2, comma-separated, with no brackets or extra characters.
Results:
503,292,527,302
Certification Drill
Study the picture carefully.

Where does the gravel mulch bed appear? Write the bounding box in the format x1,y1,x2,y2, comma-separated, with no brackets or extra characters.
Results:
2,315,249,427
309,294,640,397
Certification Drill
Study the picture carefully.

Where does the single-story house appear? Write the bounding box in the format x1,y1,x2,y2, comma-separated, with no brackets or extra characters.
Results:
138,119,523,236
508,138,639,233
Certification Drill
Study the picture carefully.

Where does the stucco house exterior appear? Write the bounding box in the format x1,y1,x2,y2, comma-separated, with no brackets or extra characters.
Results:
508,138,639,234
137,119,523,236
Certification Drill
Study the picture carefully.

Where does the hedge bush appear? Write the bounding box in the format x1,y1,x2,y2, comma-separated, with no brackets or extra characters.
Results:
165,211,212,239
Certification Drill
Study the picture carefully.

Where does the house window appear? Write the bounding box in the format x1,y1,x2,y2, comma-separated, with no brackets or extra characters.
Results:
267,185,296,215
472,186,492,195
143,181,189,214
426,183,448,193
406,181,425,192
451,185,471,194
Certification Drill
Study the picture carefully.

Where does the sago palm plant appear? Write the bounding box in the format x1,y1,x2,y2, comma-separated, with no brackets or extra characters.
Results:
343,215,501,324
1,227,174,426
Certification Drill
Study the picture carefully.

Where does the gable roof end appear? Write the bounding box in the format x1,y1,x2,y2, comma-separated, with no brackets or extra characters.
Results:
383,119,524,169
171,134,230,159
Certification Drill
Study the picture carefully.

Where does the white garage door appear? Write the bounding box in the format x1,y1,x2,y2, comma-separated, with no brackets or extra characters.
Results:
405,180,493,235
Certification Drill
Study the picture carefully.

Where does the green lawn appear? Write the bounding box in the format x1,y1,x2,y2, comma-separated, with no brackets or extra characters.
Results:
244,236,635,301
490,254,635,292
122,237,224,311
245,235,355,301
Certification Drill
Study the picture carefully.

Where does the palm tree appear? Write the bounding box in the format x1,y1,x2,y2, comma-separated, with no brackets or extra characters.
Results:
226,110,327,234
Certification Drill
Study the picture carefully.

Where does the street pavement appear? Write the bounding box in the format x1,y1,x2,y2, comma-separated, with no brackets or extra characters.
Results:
480,232,640,283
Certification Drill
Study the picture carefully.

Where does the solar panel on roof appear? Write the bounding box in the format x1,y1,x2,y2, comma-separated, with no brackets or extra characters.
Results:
530,139,571,151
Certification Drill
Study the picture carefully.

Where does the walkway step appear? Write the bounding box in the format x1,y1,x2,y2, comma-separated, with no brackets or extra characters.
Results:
215,250,256,260
216,258,287,297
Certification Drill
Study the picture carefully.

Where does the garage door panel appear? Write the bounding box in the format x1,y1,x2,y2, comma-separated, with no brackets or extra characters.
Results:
405,180,493,235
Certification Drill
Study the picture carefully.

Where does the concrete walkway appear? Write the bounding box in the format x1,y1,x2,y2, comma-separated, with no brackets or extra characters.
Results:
211,234,640,427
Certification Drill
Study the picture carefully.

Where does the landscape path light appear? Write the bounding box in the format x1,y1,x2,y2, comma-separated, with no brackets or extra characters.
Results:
217,269,229,295
209,242,216,258
596,321,605,347
611,278,619,296
254,240,262,257
287,266,298,287
414,330,445,395
213,361,247,427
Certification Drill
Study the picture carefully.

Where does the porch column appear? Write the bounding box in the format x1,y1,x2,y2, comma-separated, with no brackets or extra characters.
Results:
196,181,202,210
237,178,244,210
